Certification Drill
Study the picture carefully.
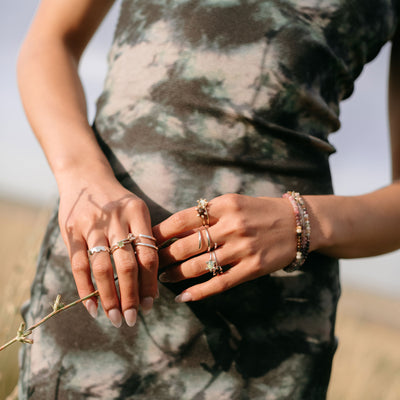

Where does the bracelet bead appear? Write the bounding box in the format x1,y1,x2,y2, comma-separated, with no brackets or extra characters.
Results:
283,191,311,272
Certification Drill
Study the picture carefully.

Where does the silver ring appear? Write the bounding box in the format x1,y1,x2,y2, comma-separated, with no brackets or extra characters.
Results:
88,245,110,256
134,242,159,251
203,226,217,252
136,234,157,242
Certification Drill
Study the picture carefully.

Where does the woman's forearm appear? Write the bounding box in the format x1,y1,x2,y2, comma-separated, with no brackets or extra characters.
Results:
17,0,115,192
306,182,400,258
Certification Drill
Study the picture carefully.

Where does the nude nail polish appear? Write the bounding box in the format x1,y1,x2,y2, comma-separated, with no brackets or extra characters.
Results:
175,292,192,303
108,308,122,328
123,308,137,327
158,272,171,282
85,299,98,319
141,297,154,315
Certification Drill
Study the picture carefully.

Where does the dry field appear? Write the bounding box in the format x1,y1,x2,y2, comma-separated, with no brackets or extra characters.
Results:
0,198,399,400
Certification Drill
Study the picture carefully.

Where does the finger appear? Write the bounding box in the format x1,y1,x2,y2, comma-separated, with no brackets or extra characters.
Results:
174,260,260,302
70,236,98,318
109,230,139,327
153,201,218,245
159,245,234,283
158,226,223,268
88,235,122,328
131,224,158,315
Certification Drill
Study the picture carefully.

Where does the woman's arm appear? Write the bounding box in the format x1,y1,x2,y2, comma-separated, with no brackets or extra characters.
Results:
389,24,400,181
18,0,158,327
153,32,400,301
305,25,400,259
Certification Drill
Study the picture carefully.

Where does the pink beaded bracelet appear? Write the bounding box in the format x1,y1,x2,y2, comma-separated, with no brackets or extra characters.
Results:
282,191,311,272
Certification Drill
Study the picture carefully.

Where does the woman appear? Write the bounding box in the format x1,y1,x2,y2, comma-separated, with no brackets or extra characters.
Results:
17,0,399,398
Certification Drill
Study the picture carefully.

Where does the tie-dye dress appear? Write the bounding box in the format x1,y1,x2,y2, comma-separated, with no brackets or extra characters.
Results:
19,1,399,399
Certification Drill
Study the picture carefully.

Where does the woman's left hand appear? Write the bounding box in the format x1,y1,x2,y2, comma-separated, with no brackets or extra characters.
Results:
153,193,298,302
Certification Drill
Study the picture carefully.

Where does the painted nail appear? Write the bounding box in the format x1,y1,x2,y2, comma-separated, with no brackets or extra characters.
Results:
123,308,137,327
141,297,154,315
158,272,171,283
108,308,122,328
175,292,192,303
85,299,98,319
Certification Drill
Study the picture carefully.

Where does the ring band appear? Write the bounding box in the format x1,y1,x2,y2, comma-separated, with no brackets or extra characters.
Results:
206,249,223,276
204,227,211,251
196,198,210,226
88,245,110,256
134,242,159,251
110,234,135,254
198,230,202,249
136,234,157,242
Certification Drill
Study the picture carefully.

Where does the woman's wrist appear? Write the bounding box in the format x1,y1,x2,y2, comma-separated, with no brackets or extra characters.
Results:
302,195,337,254
55,156,119,195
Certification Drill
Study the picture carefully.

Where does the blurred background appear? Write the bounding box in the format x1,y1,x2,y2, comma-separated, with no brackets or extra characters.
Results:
0,1,399,399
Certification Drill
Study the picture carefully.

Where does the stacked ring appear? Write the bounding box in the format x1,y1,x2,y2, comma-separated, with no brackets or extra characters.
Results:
206,249,223,276
88,245,110,256
203,226,215,252
196,198,210,226
110,233,136,254
134,233,158,251
194,198,224,276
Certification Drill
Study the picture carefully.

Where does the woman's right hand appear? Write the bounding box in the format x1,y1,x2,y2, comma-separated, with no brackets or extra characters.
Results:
17,0,158,327
57,169,158,328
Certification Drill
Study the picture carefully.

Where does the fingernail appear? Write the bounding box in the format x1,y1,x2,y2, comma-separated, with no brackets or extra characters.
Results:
141,297,154,315
123,308,137,327
159,272,172,282
85,299,98,319
175,292,192,303
108,308,122,328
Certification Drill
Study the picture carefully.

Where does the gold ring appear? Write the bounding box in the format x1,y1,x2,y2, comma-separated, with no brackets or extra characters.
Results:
110,233,135,254
196,198,210,226
206,250,223,276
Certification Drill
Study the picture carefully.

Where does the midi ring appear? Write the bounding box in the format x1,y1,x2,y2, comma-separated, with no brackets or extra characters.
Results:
196,198,210,226
206,250,223,276
88,245,110,256
136,234,157,242
134,242,159,251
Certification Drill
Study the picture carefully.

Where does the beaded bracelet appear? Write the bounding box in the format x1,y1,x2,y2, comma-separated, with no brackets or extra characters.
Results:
282,191,311,272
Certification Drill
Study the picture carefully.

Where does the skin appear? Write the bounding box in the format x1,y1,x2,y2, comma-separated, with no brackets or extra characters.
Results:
18,0,400,321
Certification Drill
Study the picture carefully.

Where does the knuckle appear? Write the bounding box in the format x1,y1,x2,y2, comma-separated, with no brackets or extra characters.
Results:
214,276,231,293
137,250,158,269
171,239,186,256
117,259,136,275
222,193,242,212
71,262,89,276
92,263,112,278
128,198,148,214
169,212,186,229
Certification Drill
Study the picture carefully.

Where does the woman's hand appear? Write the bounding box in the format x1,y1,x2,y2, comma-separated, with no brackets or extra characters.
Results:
153,193,297,302
58,170,158,327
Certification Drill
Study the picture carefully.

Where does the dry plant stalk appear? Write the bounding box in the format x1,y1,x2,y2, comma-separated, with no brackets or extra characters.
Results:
0,290,99,352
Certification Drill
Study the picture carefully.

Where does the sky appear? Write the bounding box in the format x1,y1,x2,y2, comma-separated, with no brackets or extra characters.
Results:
0,0,399,297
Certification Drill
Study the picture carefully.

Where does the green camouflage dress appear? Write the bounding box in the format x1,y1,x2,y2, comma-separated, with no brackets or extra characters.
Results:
19,1,399,399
